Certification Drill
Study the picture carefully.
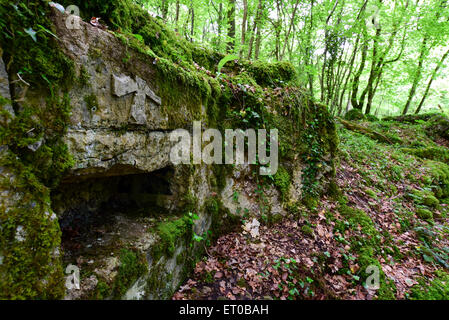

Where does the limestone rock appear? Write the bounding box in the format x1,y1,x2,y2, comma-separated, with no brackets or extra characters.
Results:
0,53,14,121
112,74,138,97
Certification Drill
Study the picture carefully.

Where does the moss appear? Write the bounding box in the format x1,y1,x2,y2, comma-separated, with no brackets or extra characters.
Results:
365,188,378,199
345,109,366,121
410,189,440,208
300,103,338,200
154,216,193,258
244,60,297,87
0,1,75,90
423,160,449,199
78,66,90,86
61,0,220,73
339,204,379,247
112,248,147,298
327,180,341,198
286,202,301,217
301,225,314,237
273,166,291,202
365,114,379,122
91,279,112,300
402,146,449,164
1,93,75,188
0,0,77,297
0,150,64,299
181,192,198,215
303,196,318,210
337,203,396,299
410,270,449,299
357,247,396,300
84,94,99,114
423,195,440,208
416,208,433,221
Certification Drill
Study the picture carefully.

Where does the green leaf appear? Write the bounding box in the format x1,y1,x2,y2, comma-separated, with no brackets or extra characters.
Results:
193,234,204,242
217,54,239,74
37,24,59,39
41,74,50,85
423,254,434,263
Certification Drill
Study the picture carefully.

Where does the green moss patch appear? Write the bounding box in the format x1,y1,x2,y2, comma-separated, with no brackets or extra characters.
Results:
411,270,449,300
154,216,193,258
112,248,147,298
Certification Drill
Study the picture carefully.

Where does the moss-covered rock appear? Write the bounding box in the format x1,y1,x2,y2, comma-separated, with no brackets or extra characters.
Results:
154,216,193,258
337,202,396,299
112,248,148,298
0,148,64,299
416,208,433,221
244,60,297,87
423,160,449,199
410,189,440,208
402,146,449,164
411,270,449,299
0,0,340,300
344,109,366,121
273,166,291,202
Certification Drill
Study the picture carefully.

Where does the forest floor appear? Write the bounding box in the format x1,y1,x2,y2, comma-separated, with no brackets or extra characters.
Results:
173,114,449,300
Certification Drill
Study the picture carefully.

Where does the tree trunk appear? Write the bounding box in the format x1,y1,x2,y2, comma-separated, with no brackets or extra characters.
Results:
403,37,428,115
174,0,180,32
351,38,368,110
247,0,263,59
239,0,248,58
280,0,300,60
161,0,169,21
190,3,195,41
226,0,236,53
415,48,449,114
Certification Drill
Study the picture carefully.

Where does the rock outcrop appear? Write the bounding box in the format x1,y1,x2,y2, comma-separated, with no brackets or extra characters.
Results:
0,4,338,299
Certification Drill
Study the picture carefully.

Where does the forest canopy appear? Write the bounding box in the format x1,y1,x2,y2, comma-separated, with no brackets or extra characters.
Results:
118,0,449,118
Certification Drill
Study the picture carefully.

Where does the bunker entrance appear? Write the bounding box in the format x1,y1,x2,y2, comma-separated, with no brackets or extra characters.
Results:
51,166,176,261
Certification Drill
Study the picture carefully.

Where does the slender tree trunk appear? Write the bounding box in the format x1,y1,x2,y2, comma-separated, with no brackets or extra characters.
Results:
247,0,263,59
174,0,180,32
415,48,449,114
280,0,300,60
239,0,248,58
161,0,169,21
226,0,236,53
338,33,360,114
359,27,381,113
183,8,190,39
217,3,223,49
254,25,262,59
307,0,315,98
403,37,428,115
351,38,368,110
190,2,195,41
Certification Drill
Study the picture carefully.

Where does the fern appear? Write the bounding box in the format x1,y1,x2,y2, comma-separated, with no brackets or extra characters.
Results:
217,54,239,74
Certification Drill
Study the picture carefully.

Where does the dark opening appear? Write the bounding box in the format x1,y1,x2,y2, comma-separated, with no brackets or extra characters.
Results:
52,166,176,257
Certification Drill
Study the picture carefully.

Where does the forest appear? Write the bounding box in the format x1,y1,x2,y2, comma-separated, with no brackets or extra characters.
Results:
0,0,449,303
140,0,449,117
